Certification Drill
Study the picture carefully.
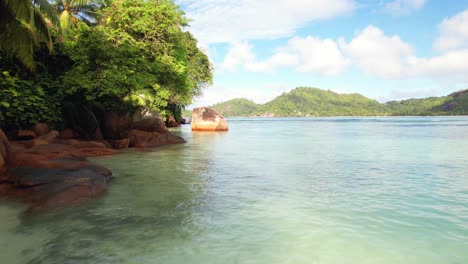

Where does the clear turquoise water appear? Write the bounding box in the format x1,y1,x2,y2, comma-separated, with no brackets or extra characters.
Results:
1,117,468,264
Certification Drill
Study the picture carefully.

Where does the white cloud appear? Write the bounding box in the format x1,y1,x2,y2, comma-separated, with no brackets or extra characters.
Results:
339,25,414,79
434,9,468,52
385,0,426,15
286,37,349,75
339,25,468,82
221,42,256,71
221,42,297,72
409,49,468,80
177,0,355,44
222,37,349,75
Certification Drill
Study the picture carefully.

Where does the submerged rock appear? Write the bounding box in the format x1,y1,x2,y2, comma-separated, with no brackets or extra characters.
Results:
191,107,229,132
3,166,110,209
0,138,117,209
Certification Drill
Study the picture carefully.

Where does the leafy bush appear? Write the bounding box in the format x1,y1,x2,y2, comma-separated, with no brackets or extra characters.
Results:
0,71,61,129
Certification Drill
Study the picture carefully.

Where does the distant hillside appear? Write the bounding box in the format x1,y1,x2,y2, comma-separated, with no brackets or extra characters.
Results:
256,87,388,117
185,87,468,117
211,98,258,117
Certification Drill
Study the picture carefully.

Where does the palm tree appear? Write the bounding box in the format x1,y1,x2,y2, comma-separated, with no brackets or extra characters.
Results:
51,0,106,31
0,0,60,70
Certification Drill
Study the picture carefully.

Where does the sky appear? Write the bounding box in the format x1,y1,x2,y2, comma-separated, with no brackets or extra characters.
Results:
175,0,468,107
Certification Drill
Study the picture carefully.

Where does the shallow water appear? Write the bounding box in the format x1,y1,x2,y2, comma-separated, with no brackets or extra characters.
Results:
1,117,468,264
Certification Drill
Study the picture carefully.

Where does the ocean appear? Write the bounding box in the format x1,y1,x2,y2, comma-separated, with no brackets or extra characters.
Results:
1,117,467,263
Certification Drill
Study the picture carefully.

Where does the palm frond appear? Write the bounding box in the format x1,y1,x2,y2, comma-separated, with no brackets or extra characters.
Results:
0,18,37,70
59,10,73,31
32,6,53,51
2,0,33,22
33,0,61,28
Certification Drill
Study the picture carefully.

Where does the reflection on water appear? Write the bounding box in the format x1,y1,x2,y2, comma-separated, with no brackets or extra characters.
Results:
0,117,468,263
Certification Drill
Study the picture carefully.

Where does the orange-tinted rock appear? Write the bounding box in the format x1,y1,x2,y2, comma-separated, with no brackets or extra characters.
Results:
33,123,50,136
32,130,59,146
73,147,119,157
7,143,119,169
129,129,185,148
56,139,108,149
166,115,180,128
60,129,75,139
1,128,116,209
191,107,229,132
97,140,113,149
5,166,109,209
132,117,168,134
111,138,130,149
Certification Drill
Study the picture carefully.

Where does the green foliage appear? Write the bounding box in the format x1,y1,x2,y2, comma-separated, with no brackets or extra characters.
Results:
431,90,468,115
208,87,468,117
386,97,449,115
0,71,61,129
0,0,213,131
57,0,212,116
210,98,259,117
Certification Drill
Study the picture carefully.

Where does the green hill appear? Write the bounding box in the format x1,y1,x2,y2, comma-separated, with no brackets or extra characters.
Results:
256,87,388,117
185,87,468,117
211,98,259,117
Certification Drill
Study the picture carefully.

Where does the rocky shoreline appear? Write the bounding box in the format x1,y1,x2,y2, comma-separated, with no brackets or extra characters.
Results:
0,107,228,210
0,115,185,210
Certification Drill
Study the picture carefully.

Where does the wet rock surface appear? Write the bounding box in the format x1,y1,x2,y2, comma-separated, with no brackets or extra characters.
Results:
1,166,109,209
129,129,186,148
0,111,187,209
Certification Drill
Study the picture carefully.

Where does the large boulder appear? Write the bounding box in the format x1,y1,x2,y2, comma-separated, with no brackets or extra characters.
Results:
110,138,131,149
33,122,50,136
103,111,131,140
32,130,60,146
129,129,185,148
3,166,110,208
191,107,229,132
132,117,168,134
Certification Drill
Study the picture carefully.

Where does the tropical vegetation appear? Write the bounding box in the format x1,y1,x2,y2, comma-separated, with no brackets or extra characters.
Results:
0,0,212,131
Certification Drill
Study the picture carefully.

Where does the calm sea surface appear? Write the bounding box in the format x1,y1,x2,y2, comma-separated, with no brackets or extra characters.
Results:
1,117,468,263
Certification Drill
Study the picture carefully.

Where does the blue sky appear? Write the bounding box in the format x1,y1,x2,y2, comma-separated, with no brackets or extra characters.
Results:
175,0,468,107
